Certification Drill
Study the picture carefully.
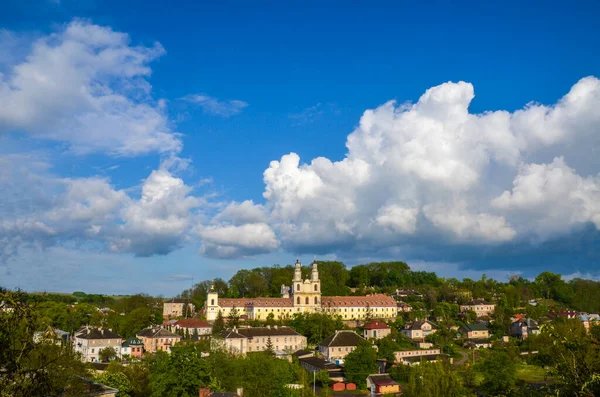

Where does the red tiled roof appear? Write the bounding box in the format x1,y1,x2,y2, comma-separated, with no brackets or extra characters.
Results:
176,318,213,328
218,297,294,308
363,320,390,330
321,294,396,307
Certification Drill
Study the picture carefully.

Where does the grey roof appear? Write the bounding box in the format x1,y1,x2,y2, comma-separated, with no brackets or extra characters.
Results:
294,349,314,358
122,337,144,347
405,320,438,331
401,354,440,363
75,327,121,340
136,327,181,338
221,329,246,339
513,318,539,329
464,299,493,306
319,330,365,348
236,326,301,338
461,323,488,332
299,356,341,371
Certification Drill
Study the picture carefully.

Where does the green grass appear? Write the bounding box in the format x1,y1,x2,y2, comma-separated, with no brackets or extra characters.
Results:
515,364,550,383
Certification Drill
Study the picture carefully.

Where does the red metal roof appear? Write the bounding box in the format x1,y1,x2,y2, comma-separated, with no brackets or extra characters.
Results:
363,320,390,330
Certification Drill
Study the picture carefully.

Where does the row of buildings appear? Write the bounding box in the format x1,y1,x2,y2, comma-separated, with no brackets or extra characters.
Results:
205,260,398,322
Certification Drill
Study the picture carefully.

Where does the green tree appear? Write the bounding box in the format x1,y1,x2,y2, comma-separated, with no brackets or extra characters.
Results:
121,307,153,338
0,288,90,396
541,320,600,396
343,340,378,389
375,335,400,363
227,306,240,328
265,337,275,356
99,346,118,362
476,350,516,396
96,372,133,397
403,361,470,397
148,342,211,397
212,311,225,335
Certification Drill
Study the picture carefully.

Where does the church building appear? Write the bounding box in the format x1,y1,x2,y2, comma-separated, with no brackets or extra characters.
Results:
205,260,397,321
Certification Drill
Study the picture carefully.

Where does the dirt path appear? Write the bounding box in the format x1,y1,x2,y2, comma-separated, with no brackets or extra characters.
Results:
454,350,470,366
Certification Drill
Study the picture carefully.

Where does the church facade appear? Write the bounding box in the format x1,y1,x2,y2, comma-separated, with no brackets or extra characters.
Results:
205,260,397,321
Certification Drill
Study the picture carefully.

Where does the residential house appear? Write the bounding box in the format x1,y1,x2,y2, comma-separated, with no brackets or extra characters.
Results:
216,325,307,355
294,349,314,359
579,314,600,332
397,302,412,313
460,299,495,318
162,298,195,319
216,329,248,355
298,356,344,382
318,330,366,364
366,374,401,395
460,323,491,349
33,327,70,346
395,349,444,365
401,320,438,340
73,327,123,363
237,325,307,353
166,318,213,339
136,327,182,353
510,318,540,340
363,320,391,340
394,289,423,299
120,337,144,359
460,323,489,339
199,388,243,397
554,311,579,319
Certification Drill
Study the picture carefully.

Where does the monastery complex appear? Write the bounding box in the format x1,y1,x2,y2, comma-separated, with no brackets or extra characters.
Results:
205,260,397,321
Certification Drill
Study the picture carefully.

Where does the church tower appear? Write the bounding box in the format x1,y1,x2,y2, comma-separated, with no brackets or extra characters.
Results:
206,282,219,321
292,258,321,312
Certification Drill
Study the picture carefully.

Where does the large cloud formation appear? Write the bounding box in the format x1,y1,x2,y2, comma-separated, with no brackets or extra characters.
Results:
0,19,180,155
0,154,202,260
205,76,600,259
0,20,203,260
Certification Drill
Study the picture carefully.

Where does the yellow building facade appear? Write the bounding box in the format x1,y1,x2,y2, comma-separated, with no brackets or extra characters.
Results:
205,260,397,322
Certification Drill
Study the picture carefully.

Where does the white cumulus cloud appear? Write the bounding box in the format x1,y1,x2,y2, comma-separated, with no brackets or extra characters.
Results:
0,19,181,156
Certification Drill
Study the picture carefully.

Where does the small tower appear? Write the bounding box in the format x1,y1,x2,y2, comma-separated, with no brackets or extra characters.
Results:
206,282,219,321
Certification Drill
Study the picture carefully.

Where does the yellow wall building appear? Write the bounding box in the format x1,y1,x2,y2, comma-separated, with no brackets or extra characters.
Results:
205,260,397,322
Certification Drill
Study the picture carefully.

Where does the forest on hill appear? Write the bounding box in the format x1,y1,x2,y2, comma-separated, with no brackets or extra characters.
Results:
180,260,600,316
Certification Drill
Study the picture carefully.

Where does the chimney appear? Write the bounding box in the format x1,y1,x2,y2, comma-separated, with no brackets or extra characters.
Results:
236,387,243,396
199,387,211,397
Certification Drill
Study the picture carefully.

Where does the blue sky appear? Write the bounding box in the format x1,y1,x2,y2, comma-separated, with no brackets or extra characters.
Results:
1,1,599,295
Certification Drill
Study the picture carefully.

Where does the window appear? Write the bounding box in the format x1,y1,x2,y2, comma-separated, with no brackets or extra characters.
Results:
314,297,318,304
314,284,318,291
297,297,300,304
211,299,214,305
91,349,95,353
305,297,309,304
297,284,300,291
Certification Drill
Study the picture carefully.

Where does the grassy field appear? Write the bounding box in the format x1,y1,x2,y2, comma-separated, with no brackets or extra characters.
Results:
515,363,550,383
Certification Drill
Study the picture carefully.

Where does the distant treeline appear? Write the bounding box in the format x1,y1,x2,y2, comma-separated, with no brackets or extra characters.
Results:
179,261,600,315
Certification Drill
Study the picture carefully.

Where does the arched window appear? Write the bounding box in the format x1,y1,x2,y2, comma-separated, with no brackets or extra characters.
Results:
211,299,214,305
296,284,300,291
314,297,318,304
297,297,300,304
314,284,318,291
305,297,309,305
